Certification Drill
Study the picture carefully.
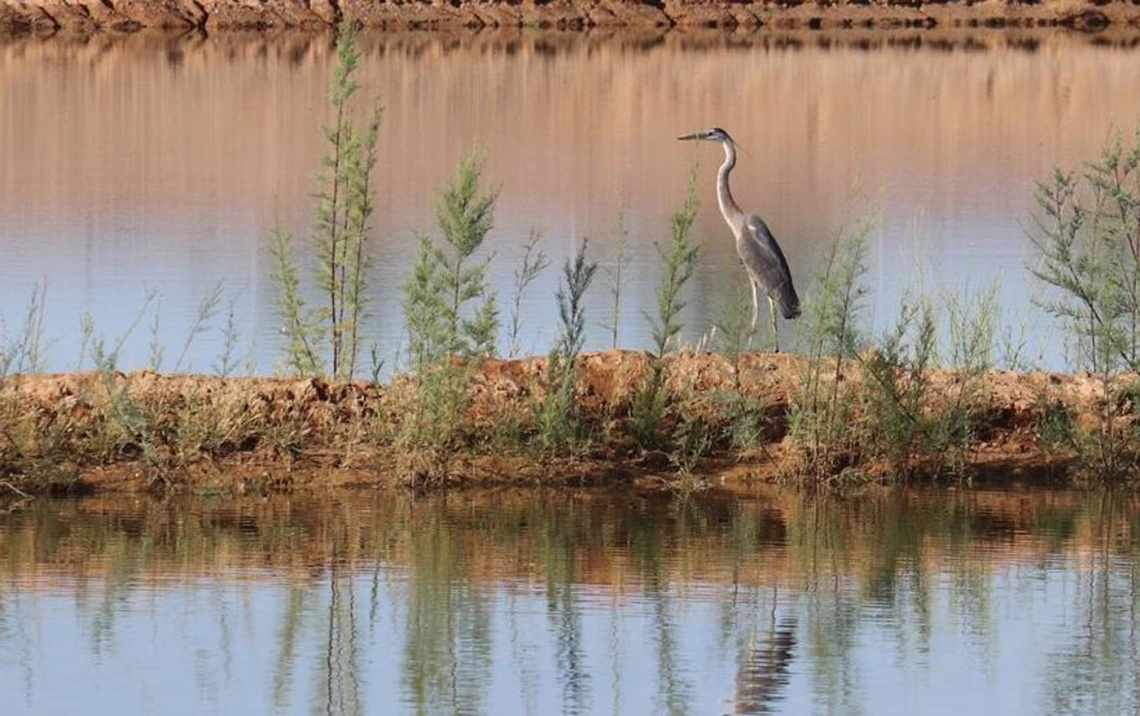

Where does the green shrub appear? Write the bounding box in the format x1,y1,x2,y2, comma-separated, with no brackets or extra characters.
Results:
399,151,501,484
1029,126,1140,483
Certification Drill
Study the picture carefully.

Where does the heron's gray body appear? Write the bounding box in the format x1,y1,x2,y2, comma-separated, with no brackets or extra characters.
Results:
735,213,800,321
680,126,800,349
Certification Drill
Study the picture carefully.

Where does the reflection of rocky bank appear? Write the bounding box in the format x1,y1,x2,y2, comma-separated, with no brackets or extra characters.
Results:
1,0,1138,35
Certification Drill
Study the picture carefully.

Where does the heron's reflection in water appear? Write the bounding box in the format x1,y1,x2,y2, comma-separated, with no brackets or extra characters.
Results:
733,615,797,715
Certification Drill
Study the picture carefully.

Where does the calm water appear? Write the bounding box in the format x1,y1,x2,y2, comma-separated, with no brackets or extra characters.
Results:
0,488,1137,715
4,31,1140,373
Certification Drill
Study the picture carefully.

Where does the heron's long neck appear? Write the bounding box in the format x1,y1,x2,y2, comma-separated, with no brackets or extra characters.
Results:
716,140,745,227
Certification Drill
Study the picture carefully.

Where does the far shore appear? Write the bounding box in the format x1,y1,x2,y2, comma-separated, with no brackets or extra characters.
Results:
2,0,1139,37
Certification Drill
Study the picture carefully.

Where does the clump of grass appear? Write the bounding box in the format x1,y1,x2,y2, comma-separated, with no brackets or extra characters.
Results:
532,237,597,453
934,282,999,473
660,291,768,482
1032,384,1076,461
857,292,940,477
0,280,50,376
630,170,700,450
708,290,772,455
788,213,870,479
1028,125,1140,483
270,17,382,379
791,225,997,481
89,337,168,486
1,291,172,492
0,283,52,486
666,372,714,482
168,385,258,467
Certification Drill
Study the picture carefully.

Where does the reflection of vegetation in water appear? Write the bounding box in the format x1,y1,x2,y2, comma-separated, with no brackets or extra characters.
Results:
399,502,493,716
1042,493,1140,715
271,584,312,712
544,535,591,713
314,563,363,716
1,490,1140,712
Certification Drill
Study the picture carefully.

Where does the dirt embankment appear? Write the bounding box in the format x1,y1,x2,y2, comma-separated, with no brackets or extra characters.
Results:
1,0,1138,36
0,351,1122,495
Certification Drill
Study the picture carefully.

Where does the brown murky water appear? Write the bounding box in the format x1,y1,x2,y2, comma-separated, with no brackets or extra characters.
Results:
3,31,1140,372
0,487,1137,714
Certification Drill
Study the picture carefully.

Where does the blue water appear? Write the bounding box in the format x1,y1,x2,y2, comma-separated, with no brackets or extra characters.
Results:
4,32,1140,375
1,488,1137,714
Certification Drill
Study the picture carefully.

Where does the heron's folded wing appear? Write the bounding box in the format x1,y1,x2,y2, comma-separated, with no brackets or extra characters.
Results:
740,214,801,319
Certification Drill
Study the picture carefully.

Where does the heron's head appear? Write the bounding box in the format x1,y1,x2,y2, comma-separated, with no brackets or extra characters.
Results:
677,127,733,144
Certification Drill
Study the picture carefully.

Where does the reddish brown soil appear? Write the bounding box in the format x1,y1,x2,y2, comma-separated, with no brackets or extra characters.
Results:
0,351,1116,494
1,0,1138,36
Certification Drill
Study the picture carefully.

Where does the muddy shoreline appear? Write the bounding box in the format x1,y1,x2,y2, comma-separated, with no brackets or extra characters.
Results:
2,0,1138,36
0,351,1119,496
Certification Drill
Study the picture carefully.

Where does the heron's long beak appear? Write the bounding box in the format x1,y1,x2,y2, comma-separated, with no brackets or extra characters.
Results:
677,132,704,141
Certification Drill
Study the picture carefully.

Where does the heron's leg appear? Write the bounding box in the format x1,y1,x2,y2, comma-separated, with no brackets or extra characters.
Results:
748,279,760,349
768,295,780,353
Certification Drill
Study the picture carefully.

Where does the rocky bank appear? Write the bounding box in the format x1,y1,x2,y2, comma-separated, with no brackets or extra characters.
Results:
2,0,1138,36
0,351,1126,495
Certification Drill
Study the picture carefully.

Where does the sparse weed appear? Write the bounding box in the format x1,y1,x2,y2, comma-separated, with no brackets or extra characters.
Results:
75,312,94,372
712,286,759,368
214,289,244,378
0,280,50,376
532,238,597,453
175,281,224,372
90,338,155,465
708,290,770,455
604,205,632,350
668,374,714,477
857,292,939,477
788,212,870,478
270,17,382,379
147,297,165,370
631,170,700,450
507,230,549,359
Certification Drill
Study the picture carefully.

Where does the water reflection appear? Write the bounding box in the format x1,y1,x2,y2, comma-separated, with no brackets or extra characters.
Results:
3,32,1140,372
734,613,796,714
0,488,1138,713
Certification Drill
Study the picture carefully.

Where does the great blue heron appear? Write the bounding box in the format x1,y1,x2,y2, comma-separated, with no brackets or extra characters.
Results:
678,127,801,351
